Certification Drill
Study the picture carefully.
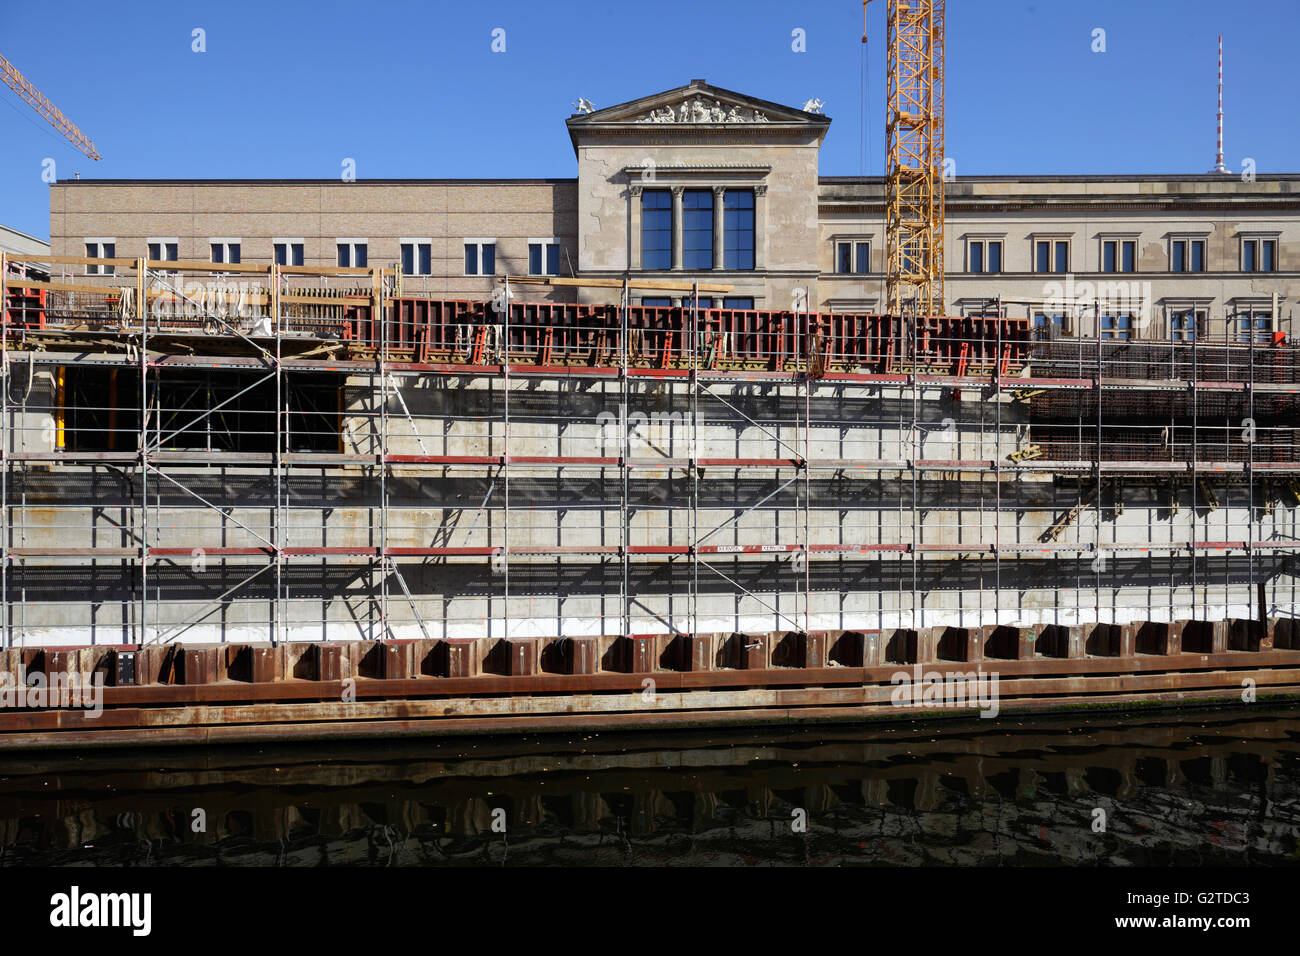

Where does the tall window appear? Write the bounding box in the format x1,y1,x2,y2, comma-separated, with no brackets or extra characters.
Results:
969,240,1001,274
1242,238,1277,272
1101,314,1134,340
84,240,115,276
641,191,672,270
1032,312,1064,340
1102,239,1136,273
1170,310,1201,342
723,297,754,310
528,240,560,276
464,241,495,276
1235,310,1274,342
273,240,304,267
210,240,241,266
401,241,432,276
834,240,870,275
1171,239,1205,273
336,241,367,268
682,189,714,270
723,189,755,270
1034,239,1068,274
836,242,853,274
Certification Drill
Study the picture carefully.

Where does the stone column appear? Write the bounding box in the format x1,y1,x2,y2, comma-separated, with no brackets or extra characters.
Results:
754,183,768,271
671,186,685,271
629,184,643,270
712,185,726,271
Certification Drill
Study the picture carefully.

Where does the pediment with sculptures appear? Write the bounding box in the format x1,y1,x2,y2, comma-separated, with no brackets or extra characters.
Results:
634,96,770,125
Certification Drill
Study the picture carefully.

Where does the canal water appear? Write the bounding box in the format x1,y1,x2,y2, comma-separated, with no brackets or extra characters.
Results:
1,704,1297,866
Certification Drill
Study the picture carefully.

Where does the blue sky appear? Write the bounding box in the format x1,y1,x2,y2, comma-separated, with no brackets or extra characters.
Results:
1,0,1294,239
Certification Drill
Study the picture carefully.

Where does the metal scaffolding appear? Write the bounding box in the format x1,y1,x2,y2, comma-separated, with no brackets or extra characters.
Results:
1,250,1297,648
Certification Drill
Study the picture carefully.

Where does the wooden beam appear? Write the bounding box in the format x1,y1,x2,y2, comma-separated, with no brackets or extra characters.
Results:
10,254,135,268
4,278,124,295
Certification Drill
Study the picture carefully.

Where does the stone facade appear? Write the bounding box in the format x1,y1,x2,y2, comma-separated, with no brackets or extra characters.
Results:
48,79,1296,339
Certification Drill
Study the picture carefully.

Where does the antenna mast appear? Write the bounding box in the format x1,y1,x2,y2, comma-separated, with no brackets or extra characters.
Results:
1211,35,1227,174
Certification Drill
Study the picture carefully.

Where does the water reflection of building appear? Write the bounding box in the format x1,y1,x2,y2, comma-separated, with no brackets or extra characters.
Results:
7,711,1296,865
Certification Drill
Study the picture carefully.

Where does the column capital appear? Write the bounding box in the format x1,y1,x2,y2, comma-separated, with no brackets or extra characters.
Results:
711,185,726,196
670,185,685,197
754,184,768,197
629,184,644,197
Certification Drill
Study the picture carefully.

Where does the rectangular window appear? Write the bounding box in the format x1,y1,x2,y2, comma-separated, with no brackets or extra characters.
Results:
336,241,367,269
641,191,672,270
682,189,714,271
641,297,672,308
273,241,304,267
210,240,240,266
987,241,1001,274
1170,310,1201,342
968,239,1003,274
85,240,116,276
147,239,179,264
723,297,755,310
1235,311,1274,342
835,240,871,275
1262,240,1276,271
836,241,854,274
1032,313,1065,340
1102,240,1136,273
401,241,433,276
1034,239,1069,274
1172,239,1205,272
1100,314,1134,340
853,241,869,275
464,241,495,276
1243,239,1277,272
723,189,755,270
528,240,560,276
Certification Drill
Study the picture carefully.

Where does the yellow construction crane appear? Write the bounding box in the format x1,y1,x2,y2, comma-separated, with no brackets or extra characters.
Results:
864,0,945,315
0,52,101,160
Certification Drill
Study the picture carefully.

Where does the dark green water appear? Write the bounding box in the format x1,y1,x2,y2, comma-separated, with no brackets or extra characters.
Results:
1,704,1298,866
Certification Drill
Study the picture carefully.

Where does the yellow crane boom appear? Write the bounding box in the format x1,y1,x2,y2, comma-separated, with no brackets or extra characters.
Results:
865,0,945,315
0,52,101,160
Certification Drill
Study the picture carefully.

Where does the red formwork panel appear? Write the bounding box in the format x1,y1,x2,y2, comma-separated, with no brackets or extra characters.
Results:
3,286,46,330
626,305,676,366
896,315,1030,375
369,299,1031,377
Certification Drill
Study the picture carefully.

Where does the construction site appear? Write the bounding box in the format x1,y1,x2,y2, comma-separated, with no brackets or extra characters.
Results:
0,1,1298,746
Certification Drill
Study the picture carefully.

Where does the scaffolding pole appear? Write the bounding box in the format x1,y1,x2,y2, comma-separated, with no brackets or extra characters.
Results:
502,274,511,641
138,257,148,648
1,250,7,650
690,284,699,637
620,278,629,638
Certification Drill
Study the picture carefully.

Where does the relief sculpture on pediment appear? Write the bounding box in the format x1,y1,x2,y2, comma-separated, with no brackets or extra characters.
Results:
634,97,770,124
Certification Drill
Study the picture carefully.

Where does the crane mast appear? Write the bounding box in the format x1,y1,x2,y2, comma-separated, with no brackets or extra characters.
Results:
865,0,945,315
